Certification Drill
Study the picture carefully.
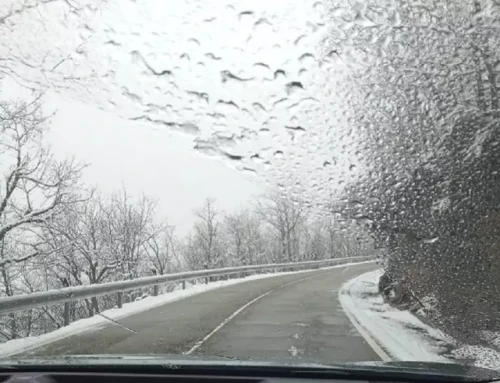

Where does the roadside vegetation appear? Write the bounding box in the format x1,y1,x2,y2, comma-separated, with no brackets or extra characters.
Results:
335,0,500,350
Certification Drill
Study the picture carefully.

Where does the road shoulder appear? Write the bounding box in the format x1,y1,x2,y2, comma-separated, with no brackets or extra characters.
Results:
339,269,453,362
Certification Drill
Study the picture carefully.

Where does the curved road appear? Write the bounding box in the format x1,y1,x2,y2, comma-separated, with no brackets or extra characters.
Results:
24,262,379,364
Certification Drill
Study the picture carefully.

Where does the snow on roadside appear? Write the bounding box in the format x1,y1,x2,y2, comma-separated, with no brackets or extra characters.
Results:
0,260,374,358
340,269,500,370
339,269,453,362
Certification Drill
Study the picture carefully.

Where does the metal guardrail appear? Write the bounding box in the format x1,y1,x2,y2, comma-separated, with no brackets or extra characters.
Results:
0,256,374,326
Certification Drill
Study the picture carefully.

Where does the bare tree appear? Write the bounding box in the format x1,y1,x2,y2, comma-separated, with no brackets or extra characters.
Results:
0,97,85,333
0,98,85,262
256,192,309,262
38,190,164,315
0,98,83,337
144,224,180,275
0,0,106,90
184,198,223,270
224,209,264,266
105,189,160,280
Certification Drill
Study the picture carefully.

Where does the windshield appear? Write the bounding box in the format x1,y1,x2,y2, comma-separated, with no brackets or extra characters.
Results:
0,0,500,380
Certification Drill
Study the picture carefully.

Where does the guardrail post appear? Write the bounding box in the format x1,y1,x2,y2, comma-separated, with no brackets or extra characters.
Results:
153,285,159,296
117,292,123,309
182,281,186,290
63,302,70,326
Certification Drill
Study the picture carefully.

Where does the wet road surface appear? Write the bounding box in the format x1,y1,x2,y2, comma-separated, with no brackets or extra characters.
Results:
22,262,379,364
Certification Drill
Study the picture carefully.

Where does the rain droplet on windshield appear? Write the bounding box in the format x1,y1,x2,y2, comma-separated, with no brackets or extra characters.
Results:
251,154,264,163
239,11,254,20
286,81,304,95
221,70,253,83
420,236,439,244
274,69,286,80
273,150,284,159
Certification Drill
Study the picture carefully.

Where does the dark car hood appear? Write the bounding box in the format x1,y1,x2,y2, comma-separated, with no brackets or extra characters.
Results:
1,354,498,382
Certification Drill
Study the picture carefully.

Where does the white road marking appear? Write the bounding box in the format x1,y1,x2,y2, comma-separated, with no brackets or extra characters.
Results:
98,313,137,334
183,272,329,355
338,283,391,361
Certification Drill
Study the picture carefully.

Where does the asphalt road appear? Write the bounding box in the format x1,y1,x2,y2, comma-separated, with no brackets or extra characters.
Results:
23,262,379,364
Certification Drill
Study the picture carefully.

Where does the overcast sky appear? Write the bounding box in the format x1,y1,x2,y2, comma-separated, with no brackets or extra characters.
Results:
45,93,266,234
0,0,359,234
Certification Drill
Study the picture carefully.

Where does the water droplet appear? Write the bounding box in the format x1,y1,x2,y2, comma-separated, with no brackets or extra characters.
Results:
194,140,219,157
187,38,201,47
286,81,304,95
104,40,120,47
221,70,254,83
274,150,284,159
239,11,254,21
326,50,340,59
216,100,240,114
274,69,286,79
251,154,264,163
273,98,288,107
179,123,200,135
285,126,306,132
294,35,306,46
186,90,209,104
259,131,270,139
350,200,364,208
253,62,271,79
252,102,267,112
242,167,257,174
287,97,319,112
254,17,272,28
224,152,244,161
205,53,222,60
421,237,439,244
254,62,270,70
299,53,315,63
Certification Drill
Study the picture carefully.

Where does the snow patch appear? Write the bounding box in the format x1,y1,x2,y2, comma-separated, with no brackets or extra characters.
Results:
340,269,500,370
339,269,452,362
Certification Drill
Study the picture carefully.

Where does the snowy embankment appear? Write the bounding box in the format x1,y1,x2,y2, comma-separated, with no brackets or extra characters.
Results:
339,269,500,370
0,261,373,358
339,269,451,362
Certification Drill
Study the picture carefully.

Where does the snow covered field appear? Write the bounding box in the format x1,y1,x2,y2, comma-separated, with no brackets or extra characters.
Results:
0,261,373,358
340,269,500,370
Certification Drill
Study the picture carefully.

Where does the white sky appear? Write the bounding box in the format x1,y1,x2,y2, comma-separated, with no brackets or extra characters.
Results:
0,0,361,233
45,93,265,234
